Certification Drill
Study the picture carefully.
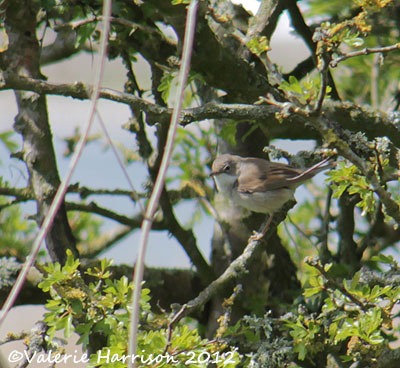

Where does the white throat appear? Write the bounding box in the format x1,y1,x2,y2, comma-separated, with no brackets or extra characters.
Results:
213,173,237,194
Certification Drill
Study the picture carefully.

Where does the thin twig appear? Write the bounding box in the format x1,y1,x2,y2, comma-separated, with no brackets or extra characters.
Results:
307,258,367,310
127,1,199,365
313,59,329,114
65,201,143,227
94,110,145,214
0,0,112,328
69,186,135,199
55,15,173,44
330,43,400,68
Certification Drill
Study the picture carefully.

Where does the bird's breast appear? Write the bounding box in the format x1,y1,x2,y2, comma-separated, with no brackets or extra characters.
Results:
235,188,294,214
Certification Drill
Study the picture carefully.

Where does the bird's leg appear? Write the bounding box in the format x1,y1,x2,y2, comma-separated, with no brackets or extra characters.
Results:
250,213,274,241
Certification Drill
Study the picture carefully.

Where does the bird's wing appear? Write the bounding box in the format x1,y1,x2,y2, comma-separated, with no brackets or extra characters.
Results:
236,159,301,193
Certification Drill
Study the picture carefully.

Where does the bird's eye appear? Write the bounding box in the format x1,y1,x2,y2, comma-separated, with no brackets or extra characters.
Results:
223,164,230,172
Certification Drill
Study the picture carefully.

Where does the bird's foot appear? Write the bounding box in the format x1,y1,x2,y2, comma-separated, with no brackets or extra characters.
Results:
249,231,264,241
249,214,274,241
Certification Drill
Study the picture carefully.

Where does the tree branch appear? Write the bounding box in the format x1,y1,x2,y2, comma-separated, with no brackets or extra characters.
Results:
285,0,340,100
337,193,359,270
55,15,170,43
308,116,400,225
1,76,398,146
169,200,296,322
0,74,171,123
65,201,143,227
40,28,81,65
246,0,283,40
330,43,400,68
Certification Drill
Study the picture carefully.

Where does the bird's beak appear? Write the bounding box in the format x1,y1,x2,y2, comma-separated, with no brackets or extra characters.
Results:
209,172,219,192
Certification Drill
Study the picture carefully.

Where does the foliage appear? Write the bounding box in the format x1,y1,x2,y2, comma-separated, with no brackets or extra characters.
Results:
224,312,294,368
38,251,241,367
158,70,205,107
246,36,270,56
68,211,104,255
225,256,400,367
327,161,377,216
307,0,399,106
279,74,331,107
0,130,18,157
0,132,36,258
285,256,400,365
0,199,37,258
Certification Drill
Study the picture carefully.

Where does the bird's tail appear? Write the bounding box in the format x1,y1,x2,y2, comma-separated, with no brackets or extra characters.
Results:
288,156,335,183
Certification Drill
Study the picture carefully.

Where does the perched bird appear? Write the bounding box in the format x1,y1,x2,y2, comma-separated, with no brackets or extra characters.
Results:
210,154,332,239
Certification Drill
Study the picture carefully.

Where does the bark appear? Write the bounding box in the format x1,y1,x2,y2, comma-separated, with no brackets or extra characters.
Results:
0,1,78,263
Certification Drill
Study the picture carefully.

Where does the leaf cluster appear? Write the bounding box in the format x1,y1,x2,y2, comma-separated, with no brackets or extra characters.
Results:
38,251,240,367
279,75,332,107
287,256,400,364
327,161,377,216
307,0,399,106
226,256,400,367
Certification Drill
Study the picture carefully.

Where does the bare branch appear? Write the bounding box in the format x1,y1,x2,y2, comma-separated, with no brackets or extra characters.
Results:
40,29,81,65
313,57,330,114
2,76,398,146
0,75,170,122
246,0,281,39
168,200,295,323
330,43,400,68
66,201,142,227
55,15,173,44
0,186,31,200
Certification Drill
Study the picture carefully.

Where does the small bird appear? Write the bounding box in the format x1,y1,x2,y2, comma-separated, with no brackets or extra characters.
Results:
210,154,333,239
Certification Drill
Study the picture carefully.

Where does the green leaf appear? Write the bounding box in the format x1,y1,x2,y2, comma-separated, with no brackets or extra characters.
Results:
295,342,308,360
171,0,191,4
303,286,323,297
371,254,396,265
64,314,74,338
157,71,176,103
75,22,97,49
219,121,237,147
247,36,270,56
0,130,18,152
